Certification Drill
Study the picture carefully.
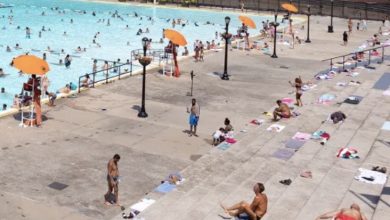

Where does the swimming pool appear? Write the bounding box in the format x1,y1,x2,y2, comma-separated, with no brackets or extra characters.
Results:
0,0,278,110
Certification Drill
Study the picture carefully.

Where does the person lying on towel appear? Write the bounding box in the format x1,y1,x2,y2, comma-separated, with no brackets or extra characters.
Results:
273,100,291,121
316,203,367,220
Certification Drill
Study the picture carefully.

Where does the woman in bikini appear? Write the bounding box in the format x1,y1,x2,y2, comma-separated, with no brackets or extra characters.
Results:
289,76,303,107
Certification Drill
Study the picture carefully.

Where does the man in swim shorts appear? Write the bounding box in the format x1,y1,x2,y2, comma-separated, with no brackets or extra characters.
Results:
273,100,291,121
188,98,200,137
220,183,268,220
104,154,121,206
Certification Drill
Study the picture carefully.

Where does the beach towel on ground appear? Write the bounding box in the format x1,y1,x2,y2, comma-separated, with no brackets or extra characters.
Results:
311,130,326,139
217,142,231,150
337,147,360,159
315,71,336,80
130,198,156,212
285,139,306,150
292,132,311,141
318,93,336,104
344,95,363,105
272,148,295,160
250,119,264,125
373,73,390,90
354,168,387,184
383,90,390,96
267,124,285,132
281,98,294,105
154,181,176,193
381,121,390,131
291,111,301,117
302,84,317,91
226,138,237,144
347,72,360,77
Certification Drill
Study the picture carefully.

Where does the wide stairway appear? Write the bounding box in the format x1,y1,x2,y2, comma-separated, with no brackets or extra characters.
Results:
112,52,390,219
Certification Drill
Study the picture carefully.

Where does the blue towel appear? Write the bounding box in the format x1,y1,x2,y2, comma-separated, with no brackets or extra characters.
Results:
373,73,390,90
154,181,176,193
217,142,231,150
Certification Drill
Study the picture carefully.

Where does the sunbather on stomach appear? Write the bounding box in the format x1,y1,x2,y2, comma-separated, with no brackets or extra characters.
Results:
316,203,367,220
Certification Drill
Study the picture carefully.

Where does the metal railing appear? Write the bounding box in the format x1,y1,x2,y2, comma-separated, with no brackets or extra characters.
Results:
77,49,165,93
135,0,390,21
78,62,137,93
321,45,389,73
130,48,165,63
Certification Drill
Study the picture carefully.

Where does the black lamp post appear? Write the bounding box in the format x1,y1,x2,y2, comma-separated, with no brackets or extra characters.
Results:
221,16,231,80
328,0,334,33
271,13,279,58
305,5,311,43
138,37,151,118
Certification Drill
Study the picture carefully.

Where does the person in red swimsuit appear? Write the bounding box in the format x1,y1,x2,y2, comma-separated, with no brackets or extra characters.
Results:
316,203,367,220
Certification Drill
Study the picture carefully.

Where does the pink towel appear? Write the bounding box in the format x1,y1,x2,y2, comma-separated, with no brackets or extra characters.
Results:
292,132,311,141
282,98,294,104
226,138,237,144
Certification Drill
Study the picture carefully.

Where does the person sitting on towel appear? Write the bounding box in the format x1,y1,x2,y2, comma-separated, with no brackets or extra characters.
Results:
220,183,268,220
212,127,225,146
46,91,57,106
316,203,367,220
273,100,291,121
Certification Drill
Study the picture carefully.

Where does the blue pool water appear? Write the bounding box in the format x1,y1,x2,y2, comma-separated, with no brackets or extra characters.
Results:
0,0,277,110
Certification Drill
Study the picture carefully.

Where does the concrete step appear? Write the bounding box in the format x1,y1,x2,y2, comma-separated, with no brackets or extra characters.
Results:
131,61,390,220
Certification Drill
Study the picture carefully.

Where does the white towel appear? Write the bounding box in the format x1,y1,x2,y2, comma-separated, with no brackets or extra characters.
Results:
354,168,387,185
130,198,156,212
267,124,285,133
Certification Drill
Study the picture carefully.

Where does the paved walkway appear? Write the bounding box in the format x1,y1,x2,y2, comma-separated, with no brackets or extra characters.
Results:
0,13,389,220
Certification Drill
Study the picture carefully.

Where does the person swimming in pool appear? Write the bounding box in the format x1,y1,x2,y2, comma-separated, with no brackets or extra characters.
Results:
25,27,31,38
6,46,11,52
64,55,71,68
0,68,5,77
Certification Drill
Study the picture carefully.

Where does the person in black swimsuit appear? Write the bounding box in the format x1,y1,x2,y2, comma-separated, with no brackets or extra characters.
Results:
289,76,303,107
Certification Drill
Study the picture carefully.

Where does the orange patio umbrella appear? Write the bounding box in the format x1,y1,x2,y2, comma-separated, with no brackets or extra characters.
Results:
238,15,256,29
12,54,50,75
281,3,298,13
164,29,187,46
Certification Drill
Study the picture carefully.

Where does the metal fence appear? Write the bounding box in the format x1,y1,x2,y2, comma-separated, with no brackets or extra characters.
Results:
136,0,390,21
77,48,166,93
321,45,389,73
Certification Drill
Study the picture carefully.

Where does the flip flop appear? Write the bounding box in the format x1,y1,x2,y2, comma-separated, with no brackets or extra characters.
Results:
379,167,387,174
300,171,312,178
218,213,232,219
279,179,292,185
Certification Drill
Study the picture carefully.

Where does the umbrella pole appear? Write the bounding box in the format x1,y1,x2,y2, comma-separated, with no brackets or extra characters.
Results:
19,103,24,127
30,79,34,127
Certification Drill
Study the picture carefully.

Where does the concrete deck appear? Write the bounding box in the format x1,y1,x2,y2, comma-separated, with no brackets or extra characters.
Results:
0,12,389,220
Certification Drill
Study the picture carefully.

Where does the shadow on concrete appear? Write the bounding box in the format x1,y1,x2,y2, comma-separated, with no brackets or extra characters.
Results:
132,105,141,111
13,112,49,121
